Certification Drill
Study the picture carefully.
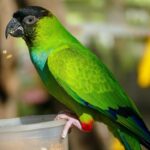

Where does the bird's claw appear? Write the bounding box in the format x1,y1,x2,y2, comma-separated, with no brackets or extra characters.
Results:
55,114,82,138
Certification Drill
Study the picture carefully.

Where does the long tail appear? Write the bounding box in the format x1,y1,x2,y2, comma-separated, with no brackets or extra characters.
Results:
122,118,150,150
107,106,150,149
117,129,142,150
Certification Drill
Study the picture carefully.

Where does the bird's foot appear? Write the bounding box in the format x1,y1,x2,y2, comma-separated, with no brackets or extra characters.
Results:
55,114,82,138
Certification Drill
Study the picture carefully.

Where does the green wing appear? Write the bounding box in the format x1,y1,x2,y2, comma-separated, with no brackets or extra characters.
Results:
47,44,150,143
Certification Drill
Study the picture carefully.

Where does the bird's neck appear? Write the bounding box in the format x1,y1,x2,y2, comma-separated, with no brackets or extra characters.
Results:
28,16,79,71
30,16,79,50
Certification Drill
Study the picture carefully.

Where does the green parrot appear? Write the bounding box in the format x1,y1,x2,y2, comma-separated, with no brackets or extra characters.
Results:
6,6,150,150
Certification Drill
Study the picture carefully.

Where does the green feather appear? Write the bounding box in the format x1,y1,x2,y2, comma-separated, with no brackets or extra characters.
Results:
117,129,141,150
47,43,150,143
9,7,150,149
31,15,150,149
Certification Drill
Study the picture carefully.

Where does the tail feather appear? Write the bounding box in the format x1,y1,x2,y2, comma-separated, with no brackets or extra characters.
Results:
117,129,142,150
139,133,150,150
113,108,150,150
125,119,150,150
107,105,150,149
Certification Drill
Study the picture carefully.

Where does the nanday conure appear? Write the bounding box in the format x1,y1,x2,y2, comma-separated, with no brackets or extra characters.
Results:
5,6,150,150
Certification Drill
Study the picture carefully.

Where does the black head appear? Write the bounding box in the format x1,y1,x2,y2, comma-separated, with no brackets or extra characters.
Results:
5,6,51,40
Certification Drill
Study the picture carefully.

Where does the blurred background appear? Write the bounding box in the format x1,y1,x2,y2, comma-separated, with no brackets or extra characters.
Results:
0,0,150,150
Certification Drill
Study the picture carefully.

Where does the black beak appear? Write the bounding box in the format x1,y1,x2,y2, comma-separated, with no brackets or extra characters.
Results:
5,18,24,38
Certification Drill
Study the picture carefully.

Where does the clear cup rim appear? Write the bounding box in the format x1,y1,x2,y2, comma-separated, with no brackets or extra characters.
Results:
0,115,66,133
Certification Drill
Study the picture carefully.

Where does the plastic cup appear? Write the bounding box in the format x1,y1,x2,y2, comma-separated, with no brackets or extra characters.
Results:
0,115,68,150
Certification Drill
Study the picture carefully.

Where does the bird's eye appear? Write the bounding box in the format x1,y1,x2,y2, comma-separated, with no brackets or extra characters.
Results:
23,15,37,25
